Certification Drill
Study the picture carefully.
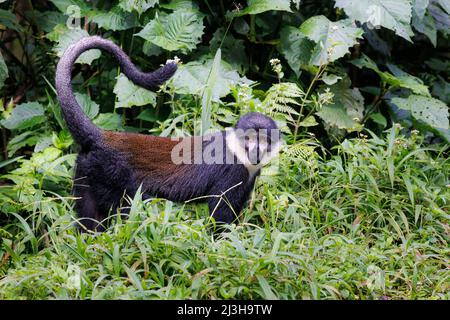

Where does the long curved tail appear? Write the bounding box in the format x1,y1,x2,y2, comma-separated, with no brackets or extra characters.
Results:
55,36,178,149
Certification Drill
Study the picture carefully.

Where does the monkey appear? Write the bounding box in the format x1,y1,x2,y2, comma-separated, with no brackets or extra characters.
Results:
55,36,281,232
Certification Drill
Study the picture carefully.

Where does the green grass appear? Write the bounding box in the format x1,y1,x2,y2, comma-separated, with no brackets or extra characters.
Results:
0,127,449,299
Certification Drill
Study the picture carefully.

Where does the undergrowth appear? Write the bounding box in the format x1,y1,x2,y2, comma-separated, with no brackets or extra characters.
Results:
0,126,448,299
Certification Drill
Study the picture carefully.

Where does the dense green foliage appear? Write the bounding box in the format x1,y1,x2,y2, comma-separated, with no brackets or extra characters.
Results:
0,0,449,299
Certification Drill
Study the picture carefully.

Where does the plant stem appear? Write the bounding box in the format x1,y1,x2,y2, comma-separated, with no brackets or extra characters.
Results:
219,15,234,49
250,15,256,42
293,65,327,142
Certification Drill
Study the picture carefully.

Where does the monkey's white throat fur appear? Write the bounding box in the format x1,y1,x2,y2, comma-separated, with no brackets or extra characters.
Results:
226,130,281,176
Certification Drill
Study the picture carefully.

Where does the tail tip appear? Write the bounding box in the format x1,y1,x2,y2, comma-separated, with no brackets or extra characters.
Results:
153,60,178,86
163,60,178,76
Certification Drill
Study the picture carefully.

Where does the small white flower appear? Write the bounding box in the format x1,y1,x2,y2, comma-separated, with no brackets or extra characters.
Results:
270,58,281,66
167,56,181,64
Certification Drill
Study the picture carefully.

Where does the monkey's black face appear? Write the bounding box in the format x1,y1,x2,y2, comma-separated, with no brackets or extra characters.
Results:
240,130,268,165
229,112,282,167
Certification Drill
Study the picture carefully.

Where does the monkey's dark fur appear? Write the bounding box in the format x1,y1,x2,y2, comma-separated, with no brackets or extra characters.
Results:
56,36,280,231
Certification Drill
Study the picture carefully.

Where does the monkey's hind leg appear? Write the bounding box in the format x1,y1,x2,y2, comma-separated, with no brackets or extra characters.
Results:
73,163,105,232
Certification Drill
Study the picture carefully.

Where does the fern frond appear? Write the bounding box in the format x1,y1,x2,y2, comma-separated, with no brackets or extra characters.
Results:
285,143,315,159
263,82,305,117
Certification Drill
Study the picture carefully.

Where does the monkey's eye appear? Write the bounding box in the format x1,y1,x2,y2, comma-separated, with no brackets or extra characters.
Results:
245,135,256,142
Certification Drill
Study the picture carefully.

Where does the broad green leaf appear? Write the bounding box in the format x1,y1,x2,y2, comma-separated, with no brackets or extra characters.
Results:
236,0,293,16
119,0,158,15
93,113,123,131
0,9,23,32
387,63,430,96
352,54,430,96
0,52,8,90
429,0,450,33
412,1,437,46
35,135,54,153
369,112,388,127
170,58,253,102
142,41,163,57
28,11,66,33
437,0,450,14
159,0,199,10
299,16,363,66
74,93,99,119
53,27,101,65
136,10,204,54
89,7,139,31
0,102,46,130
334,0,414,41
7,131,41,156
49,0,91,13
316,79,364,131
412,12,437,46
52,129,73,150
137,108,158,122
321,73,343,85
299,115,319,127
278,26,316,76
391,95,449,131
432,76,450,104
413,0,429,19
113,73,157,109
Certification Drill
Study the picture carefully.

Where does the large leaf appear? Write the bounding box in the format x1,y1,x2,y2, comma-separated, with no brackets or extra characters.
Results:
6,131,41,157
391,95,449,132
159,0,199,10
412,0,437,46
74,93,99,119
235,0,293,16
93,113,123,131
386,63,431,96
412,12,437,46
119,0,158,15
0,52,8,90
28,10,66,33
0,102,46,130
49,0,91,13
89,7,139,31
334,0,414,41
52,27,101,65
170,58,253,102
413,0,430,19
299,16,363,66
278,26,316,76
429,0,450,34
316,78,365,131
0,9,23,31
351,54,430,96
113,73,157,109
432,76,450,104
136,10,204,54
437,0,450,14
